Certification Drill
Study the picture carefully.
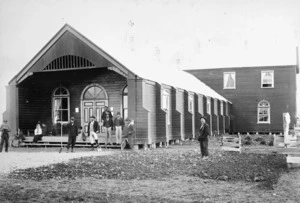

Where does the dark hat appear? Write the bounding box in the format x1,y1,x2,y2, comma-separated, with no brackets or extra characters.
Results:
90,115,96,119
200,116,207,121
3,119,7,122
125,117,131,121
70,117,75,120
116,112,121,115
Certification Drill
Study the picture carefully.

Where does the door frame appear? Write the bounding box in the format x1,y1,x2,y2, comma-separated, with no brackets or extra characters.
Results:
80,83,109,135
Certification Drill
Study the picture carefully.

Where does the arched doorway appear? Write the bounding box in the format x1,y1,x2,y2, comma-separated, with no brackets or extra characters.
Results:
81,84,108,134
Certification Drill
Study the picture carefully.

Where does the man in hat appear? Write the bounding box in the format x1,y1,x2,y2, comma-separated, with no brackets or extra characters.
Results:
101,106,114,146
0,119,11,152
198,117,210,159
66,117,78,153
113,112,124,145
87,115,100,151
121,118,135,150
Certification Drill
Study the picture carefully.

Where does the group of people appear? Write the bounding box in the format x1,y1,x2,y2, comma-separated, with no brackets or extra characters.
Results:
66,106,135,152
1,109,209,156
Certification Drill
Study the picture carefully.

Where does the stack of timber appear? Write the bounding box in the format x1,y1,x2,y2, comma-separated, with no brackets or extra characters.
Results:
273,126,300,168
221,134,242,153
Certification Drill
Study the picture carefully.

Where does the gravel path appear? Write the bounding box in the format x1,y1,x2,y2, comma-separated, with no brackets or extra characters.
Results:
0,148,115,174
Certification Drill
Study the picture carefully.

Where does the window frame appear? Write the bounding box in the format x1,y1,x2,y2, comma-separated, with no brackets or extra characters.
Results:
223,72,236,89
206,97,211,115
161,89,171,125
122,86,128,119
214,99,218,115
198,94,204,115
188,93,194,113
52,87,70,124
261,70,274,88
226,102,229,116
257,100,271,124
220,101,223,116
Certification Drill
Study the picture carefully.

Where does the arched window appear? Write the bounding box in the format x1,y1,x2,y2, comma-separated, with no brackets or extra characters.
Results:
123,86,128,119
83,85,107,100
53,87,70,123
258,100,270,124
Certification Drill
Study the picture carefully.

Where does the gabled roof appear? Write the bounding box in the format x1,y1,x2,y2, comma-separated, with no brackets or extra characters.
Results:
9,24,134,85
10,24,229,102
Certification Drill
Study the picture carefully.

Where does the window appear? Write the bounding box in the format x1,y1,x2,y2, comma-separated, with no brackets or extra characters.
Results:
226,102,229,116
162,90,171,124
258,100,270,123
188,94,194,113
207,97,211,114
214,99,218,115
198,95,204,115
83,85,107,100
123,86,128,119
53,87,70,123
261,70,274,88
220,101,223,115
223,72,236,89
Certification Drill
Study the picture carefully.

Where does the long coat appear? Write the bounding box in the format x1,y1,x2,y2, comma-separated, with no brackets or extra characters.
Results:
122,123,135,148
67,122,78,137
199,123,210,141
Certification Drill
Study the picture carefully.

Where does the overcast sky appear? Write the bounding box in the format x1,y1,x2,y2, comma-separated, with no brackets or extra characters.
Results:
1,0,300,123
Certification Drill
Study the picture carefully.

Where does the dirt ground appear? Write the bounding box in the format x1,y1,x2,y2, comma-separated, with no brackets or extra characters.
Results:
0,141,299,203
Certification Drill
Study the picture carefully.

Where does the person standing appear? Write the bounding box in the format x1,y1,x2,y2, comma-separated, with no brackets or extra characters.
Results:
101,106,114,146
113,112,124,145
103,113,114,146
121,118,135,150
198,117,210,159
66,117,78,153
0,119,11,152
87,115,100,151
101,106,113,122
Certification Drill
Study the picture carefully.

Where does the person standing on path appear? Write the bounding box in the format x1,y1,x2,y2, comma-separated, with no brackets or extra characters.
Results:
66,117,78,153
0,119,11,152
113,112,124,145
198,117,210,159
121,118,135,150
87,115,100,151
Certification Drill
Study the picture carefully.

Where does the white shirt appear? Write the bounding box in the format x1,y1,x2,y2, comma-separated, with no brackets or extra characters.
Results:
34,128,42,135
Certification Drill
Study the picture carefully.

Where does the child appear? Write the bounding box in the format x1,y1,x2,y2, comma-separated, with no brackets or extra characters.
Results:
113,112,124,145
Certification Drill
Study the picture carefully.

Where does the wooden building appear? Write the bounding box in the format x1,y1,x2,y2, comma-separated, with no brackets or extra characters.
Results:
187,64,299,134
4,24,230,146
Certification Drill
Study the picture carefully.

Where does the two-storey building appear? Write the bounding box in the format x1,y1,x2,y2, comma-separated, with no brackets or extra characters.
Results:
186,65,299,133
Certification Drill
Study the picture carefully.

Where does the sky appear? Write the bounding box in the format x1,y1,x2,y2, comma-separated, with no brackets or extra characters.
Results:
0,0,300,123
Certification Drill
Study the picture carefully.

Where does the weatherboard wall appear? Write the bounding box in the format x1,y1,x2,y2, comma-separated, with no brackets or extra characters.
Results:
18,68,127,134
186,65,297,133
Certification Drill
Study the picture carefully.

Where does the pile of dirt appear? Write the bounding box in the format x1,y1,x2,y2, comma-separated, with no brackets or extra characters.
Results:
8,147,287,189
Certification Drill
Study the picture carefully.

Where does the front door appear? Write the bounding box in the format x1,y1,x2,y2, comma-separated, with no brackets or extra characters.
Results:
81,84,108,135
81,100,108,135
